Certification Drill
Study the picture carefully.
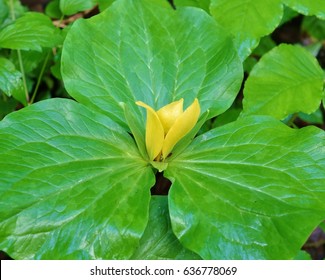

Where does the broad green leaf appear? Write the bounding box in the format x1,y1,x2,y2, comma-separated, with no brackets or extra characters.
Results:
0,99,154,259
243,44,324,120
302,16,325,40
0,12,61,51
174,0,210,12
282,0,325,20
0,57,25,104
210,0,283,60
166,116,325,259
294,251,312,260
59,0,96,16
132,196,201,260
62,0,243,129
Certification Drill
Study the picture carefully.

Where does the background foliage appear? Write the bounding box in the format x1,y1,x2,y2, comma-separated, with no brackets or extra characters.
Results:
0,0,324,260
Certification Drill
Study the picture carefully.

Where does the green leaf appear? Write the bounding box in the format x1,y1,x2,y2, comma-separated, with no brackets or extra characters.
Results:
10,50,48,74
243,44,324,120
59,0,96,16
294,251,312,260
0,94,18,120
97,0,116,12
0,57,25,104
0,12,61,51
279,6,299,25
1,0,26,28
132,196,201,260
0,0,9,26
0,99,154,259
210,0,283,60
298,109,323,125
282,0,325,20
302,16,325,40
319,221,325,232
61,0,243,129
45,0,62,19
123,102,147,160
166,116,325,259
174,0,210,12
253,36,276,57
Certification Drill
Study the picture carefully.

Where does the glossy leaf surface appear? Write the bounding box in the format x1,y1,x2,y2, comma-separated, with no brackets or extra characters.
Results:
210,0,283,60
132,196,201,260
0,99,154,259
60,0,97,16
282,0,325,19
243,44,324,119
61,0,242,129
0,57,24,103
174,0,210,12
166,117,325,259
0,12,61,51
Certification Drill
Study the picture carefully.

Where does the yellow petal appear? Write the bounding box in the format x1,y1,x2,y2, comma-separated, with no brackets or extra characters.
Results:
157,99,184,134
162,98,200,159
136,101,164,161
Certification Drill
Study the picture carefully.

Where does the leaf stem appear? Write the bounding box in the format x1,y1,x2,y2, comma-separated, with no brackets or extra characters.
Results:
9,0,29,105
286,113,298,128
30,50,51,104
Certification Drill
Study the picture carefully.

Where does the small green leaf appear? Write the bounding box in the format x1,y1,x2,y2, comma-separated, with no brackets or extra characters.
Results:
0,0,9,26
123,102,147,160
302,16,325,40
282,0,325,20
0,57,25,104
243,44,324,120
174,0,210,12
0,99,154,259
132,196,201,260
0,12,61,51
166,116,325,259
45,0,62,19
279,6,299,25
253,36,276,57
61,0,242,129
0,94,18,120
298,109,323,125
97,0,116,11
319,221,325,232
210,0,283,60
60,0,96,16
0,0,26,27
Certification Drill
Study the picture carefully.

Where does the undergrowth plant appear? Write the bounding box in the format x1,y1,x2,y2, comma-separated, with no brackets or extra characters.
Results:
0,0,325,260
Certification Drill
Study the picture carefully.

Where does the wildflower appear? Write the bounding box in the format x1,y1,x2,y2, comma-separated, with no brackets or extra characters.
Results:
136,98,200,161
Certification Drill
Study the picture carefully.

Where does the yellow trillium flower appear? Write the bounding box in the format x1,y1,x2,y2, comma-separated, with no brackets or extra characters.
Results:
136,98,200,161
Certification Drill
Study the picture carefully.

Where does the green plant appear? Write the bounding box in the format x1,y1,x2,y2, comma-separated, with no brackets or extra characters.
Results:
0,0,325,260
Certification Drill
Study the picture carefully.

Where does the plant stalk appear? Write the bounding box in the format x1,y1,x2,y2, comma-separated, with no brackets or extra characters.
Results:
30,50,51,104
9,0,29,105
